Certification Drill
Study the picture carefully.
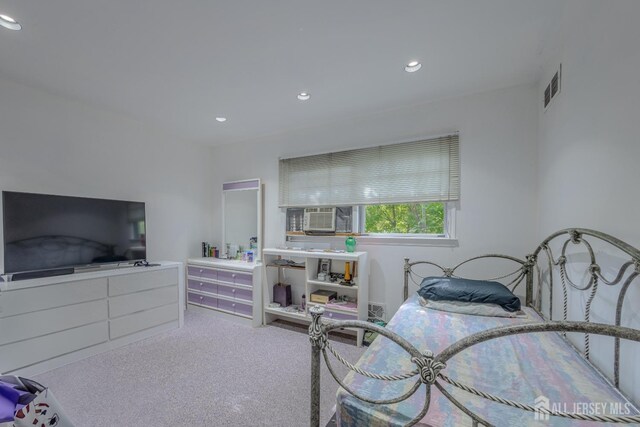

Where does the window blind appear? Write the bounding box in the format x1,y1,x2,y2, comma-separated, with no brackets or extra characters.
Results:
278,134,460,208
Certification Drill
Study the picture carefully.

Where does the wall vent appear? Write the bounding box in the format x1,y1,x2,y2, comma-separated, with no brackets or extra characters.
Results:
368,302,386,323
544,64,562,111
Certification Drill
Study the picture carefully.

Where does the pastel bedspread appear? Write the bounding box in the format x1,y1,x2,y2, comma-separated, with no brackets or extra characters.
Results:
336,295,638,426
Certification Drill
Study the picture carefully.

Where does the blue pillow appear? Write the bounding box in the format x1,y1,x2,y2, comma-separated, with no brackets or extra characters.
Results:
417,277,521,312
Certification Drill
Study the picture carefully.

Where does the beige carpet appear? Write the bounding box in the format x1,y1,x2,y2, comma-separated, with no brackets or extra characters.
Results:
33,309,366,426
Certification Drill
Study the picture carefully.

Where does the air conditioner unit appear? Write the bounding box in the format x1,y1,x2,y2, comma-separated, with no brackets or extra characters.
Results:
303,208,336,233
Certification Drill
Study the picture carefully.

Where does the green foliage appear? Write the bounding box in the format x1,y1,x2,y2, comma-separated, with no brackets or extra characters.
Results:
365,203,445,234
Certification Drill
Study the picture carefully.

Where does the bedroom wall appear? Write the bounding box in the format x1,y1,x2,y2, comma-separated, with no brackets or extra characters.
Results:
538,0,640,404
0,75,214,271
210,83,539,316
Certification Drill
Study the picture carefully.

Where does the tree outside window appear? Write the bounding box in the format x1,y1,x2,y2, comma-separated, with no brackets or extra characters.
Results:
364,202,445,235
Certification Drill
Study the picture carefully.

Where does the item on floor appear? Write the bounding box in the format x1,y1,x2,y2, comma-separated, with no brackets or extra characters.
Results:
310,290,337,304
273,283,292,307
345,235,356,252
0,376,74,426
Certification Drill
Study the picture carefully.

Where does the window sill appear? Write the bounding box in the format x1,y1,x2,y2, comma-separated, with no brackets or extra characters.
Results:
286,234,458,247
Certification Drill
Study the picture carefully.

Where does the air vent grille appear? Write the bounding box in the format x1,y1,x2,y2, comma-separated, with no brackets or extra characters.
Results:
544,64,562,111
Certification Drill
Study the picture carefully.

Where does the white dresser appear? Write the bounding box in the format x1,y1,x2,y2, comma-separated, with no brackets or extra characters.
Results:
186,258,262,327
0,262,184,376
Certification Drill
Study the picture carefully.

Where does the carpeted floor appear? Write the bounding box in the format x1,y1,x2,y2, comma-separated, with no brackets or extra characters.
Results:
33,310,366,426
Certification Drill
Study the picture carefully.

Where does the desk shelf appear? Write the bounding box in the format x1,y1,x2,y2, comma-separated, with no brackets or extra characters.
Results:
262,248,369,347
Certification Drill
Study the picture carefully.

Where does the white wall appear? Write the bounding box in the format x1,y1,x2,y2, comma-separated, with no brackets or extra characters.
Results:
0,76,213,272
538,0,640,404
210,83,539,315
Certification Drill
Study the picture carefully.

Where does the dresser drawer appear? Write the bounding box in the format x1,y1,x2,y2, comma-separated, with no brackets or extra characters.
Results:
187,266,217,281
188,292,218,309
0,278,107,318
234,302,253,317
325,310,357,321
233,272,253,286
214,269,252,286
188,279,217,294
216,284,252,302
216,269,235,284
217,299,252,318
109,268,178,296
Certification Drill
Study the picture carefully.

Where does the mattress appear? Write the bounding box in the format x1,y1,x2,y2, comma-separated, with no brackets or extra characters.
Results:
337,294,638,426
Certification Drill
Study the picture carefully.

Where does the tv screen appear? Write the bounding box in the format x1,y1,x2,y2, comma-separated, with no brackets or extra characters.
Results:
2,191,146,274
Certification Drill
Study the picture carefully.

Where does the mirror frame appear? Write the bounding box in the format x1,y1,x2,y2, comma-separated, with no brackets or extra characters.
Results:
221,178,263,262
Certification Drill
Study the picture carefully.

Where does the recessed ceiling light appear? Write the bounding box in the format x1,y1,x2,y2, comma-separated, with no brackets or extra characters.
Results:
404,61,422,73
0,14,21,30
297,92,311,101
215,117,227,122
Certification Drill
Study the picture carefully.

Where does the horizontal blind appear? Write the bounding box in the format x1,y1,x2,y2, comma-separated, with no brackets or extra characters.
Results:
278,134,459,208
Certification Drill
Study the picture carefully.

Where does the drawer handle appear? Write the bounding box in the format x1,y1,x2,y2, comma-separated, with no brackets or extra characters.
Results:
232,273,237,278
232,289,236,293
328,313,333,318
232,303,236,308
199,269,203,273
199,282,203,287
199,296,204,300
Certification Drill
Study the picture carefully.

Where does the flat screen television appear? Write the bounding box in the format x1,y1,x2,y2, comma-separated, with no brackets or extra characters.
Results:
2,191,146,275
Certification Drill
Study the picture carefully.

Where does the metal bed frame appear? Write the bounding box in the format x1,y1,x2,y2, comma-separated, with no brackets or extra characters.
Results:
309,228,640,426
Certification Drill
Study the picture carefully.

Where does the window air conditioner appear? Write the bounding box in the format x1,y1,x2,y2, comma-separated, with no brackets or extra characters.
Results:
303,208,336,233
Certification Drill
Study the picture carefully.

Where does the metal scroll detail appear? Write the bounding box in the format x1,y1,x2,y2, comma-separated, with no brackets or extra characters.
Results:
532,228,640,385
412,351,446,385
308,305,327,350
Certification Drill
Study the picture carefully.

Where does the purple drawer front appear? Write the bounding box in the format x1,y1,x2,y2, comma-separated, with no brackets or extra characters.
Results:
217,298,235,313
233,287,252,302
325,310,357,321
187,266,203,277
188,266,217,281
200,268,217,280
217,284,252,302
188,279,217,294
234,272,253,286
188,292,217,309
216,284,235,299
235,302,253,317
216,270,235,284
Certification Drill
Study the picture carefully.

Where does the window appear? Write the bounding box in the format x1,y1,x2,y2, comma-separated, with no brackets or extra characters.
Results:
278,134,459,207
364,202,445,235
280,134,459,240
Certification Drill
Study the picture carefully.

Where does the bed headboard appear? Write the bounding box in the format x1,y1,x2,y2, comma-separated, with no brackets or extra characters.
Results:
403,253,534,304
530,228,640,388
403,228,639,390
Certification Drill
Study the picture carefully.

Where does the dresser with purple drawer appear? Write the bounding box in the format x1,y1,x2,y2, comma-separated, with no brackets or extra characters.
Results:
186,258,262,326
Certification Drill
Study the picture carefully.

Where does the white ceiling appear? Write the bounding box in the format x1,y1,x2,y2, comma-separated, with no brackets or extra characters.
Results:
0,0,560,145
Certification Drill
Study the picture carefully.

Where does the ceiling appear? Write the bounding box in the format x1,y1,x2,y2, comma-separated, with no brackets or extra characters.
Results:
0,0,560,145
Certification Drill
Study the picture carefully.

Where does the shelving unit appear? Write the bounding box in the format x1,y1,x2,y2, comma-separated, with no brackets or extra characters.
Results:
262,248,369,346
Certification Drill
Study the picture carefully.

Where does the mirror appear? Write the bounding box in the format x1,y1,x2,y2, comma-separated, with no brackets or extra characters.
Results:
222,179,262,262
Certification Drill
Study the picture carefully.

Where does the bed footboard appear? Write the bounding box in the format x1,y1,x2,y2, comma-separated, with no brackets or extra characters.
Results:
309,307,640,426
